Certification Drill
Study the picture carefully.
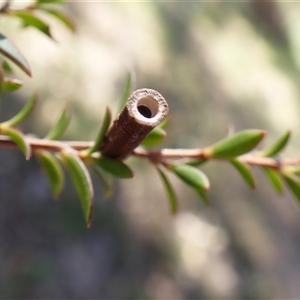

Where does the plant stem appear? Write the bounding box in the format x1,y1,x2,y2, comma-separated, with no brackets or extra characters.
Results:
133,148,300,168
1,134,300,169
0,135,92,151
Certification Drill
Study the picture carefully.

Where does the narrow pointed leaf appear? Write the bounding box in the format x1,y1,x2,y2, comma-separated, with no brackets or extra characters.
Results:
186,159,207,167
43,9,75,32
283,172,300,203
170,164,210,206
141,127,166,147
171,164,210,191
13,11,52,39
2,60,13,73
260,131,291,157
1,127,31,159
1,94,36,127
195,188,209,206
2,78,23,92
61,149,94,227
96,156,133,179
35,150,64,198
230,159,255,188
263,167,283,194
93,166,113,198
156,166,178,213
118,72,132,112
87,106,111,154
0,32,31,76
204,130,266,159
44,106,70,140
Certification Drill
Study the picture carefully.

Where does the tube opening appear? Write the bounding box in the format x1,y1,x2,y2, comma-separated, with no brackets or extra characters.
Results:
137,96,159,119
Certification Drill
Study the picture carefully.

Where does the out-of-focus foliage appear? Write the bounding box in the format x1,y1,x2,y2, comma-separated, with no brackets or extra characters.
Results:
44,106,70,140
35,149,64,197
2,1,300,299
0,31,31,76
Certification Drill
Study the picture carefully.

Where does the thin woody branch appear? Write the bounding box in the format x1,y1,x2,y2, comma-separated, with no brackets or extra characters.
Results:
0,135,92,151
132,148,298,168
0,134,300,169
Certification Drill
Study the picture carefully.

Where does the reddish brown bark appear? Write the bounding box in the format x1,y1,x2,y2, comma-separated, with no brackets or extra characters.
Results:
100,88,169,159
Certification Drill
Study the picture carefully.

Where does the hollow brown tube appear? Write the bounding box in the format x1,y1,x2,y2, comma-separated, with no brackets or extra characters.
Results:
100,88,169,159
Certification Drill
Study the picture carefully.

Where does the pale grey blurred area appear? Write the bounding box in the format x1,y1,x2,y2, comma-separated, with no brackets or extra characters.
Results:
1,1,300,299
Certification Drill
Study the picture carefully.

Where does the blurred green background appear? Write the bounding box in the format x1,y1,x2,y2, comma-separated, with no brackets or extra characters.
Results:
1,1,300,299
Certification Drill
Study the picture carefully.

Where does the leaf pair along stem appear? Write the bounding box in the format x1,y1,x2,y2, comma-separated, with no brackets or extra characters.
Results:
1,128,299,223
132,147,292,169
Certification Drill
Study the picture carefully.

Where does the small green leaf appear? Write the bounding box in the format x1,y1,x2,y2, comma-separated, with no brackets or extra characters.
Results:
283,172,300,203
1,94,36,127
96,156,133,179
260,131,291,157
2,77,23,92
43,9,75,32
186,159,207,167
1,127,31,159
0,32,31,76
93,166,113,198
194,188,209,206
204,130,265,159
263,167,283,194
156,166,178,214
141,127,166,147
2,60,13,73
44,106,70,140
61,149,94,227
170,164,210,206
87,106,111,154
118,72,132,112
13,11,52,39
35,150,64,198
171,164,210,191
230,159,255,188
